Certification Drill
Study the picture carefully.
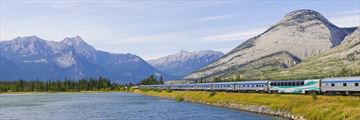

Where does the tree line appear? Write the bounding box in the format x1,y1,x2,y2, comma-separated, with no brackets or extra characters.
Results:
139,75,164,85
0,77,129,92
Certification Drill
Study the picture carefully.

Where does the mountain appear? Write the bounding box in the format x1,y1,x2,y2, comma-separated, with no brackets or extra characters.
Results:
148,50,224,79
0,36,162,83
185,9,352,81
243,27,360,80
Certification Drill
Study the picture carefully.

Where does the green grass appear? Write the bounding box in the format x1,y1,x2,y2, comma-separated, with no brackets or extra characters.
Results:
134,90,360,120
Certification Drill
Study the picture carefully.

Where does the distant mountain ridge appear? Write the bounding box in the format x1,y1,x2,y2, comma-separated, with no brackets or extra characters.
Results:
0,36,166,83
185,9,355,81
148,50,224,79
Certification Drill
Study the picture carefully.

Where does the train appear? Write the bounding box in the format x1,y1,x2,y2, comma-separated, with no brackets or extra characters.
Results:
139,77,360,95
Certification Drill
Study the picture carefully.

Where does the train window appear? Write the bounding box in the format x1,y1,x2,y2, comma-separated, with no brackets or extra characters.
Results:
355,83,359,86
343,83,347,87
291,82,295,86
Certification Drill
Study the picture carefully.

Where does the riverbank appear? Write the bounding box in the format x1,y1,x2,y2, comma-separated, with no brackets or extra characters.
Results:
133,89,360,120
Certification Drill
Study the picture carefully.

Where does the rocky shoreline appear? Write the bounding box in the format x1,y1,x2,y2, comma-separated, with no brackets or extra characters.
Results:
135,92,306,120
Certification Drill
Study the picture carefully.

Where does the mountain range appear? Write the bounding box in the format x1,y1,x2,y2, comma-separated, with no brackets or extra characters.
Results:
0,36,165,83
185,9,359,82
148,50,224,79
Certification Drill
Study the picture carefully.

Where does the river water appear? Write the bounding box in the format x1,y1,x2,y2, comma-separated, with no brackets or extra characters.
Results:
0,93,285,120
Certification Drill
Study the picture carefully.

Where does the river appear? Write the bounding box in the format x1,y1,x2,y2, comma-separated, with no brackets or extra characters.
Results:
0,92,285,120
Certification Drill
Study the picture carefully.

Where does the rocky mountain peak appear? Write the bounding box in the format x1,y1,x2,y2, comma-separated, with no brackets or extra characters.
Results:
179,50,189,54
280,9,329,24
61,36,87,46
12,36,44,44
148,50,224,78
60,36,96,54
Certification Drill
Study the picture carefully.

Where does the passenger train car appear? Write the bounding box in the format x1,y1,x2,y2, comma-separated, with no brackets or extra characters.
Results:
269,79,320,94
321,77,360,95
139,76,360,95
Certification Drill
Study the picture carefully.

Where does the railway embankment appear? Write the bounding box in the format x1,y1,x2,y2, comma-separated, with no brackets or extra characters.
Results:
132,89,360,120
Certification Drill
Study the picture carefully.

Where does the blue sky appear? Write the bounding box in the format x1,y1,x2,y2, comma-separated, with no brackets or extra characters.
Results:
1,0,359,60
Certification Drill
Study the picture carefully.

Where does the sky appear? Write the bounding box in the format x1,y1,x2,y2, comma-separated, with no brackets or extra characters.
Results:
1,0,359,60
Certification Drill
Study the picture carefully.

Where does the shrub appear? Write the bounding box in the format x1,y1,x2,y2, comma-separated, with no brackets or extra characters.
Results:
208,91,216,98
153,89,162,92
175,95,184,102
311,92,318,101
140,88,150,92
166,89,173,93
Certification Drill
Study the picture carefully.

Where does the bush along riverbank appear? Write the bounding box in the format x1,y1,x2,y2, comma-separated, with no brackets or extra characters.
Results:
133,89,360,120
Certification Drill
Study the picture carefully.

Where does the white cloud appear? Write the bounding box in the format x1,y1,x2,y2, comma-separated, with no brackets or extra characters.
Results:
200,27,267,42
329,9,360,16
199,14,237,21
328,10,360,27
110,34,175,44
